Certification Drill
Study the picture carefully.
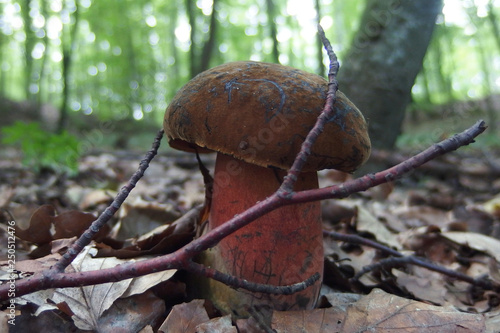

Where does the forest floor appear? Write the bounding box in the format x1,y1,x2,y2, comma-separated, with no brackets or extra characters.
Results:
1,121,500,332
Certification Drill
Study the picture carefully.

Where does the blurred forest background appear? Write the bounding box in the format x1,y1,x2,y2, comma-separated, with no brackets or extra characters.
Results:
0,0,499,163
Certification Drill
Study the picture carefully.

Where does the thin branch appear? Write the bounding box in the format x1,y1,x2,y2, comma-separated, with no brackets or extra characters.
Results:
351,256,495,291
323,230,402,257
324,230,495,290
185,261,320,295
290,120,487,204
279,24,338,194
52,129,165,272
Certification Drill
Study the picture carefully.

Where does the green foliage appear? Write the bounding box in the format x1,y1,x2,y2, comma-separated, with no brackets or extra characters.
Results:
1,122,80,176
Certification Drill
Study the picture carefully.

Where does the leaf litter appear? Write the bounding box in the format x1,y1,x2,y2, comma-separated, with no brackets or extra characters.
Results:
0,147,499,332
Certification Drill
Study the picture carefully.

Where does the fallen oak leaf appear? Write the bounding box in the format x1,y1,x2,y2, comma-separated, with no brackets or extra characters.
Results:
272,289,485,332
95,205,200,259
14,204,55,244
442,231,500,262
159,299,210,333
196,315,237,333
15,205,109,249
45,245,175,331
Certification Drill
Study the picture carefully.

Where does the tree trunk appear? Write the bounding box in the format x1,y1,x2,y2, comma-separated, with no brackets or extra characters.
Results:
57,0,80,133
338,0,442,150
199,0,219,73
314,0,326,76
185,0,198,78
21,0,36,101
265,0,280,64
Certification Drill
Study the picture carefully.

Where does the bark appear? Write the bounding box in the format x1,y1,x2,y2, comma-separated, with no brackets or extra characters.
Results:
265,0,280,63
185,0,198,78
338,0,442,150
487,1,500,55
57,0,80,133
469,4,497,133
199,0,219,73
36,0,50,110
21,0,36,101
314,0,326,76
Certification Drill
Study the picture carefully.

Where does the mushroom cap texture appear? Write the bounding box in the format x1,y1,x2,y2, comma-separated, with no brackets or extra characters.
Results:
164,61,371,172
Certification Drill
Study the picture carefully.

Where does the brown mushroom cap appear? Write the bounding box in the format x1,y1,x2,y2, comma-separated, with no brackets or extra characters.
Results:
164,61,371,172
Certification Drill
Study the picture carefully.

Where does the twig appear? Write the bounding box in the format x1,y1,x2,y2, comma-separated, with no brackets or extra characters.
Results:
185,261,320,295
52,129,165,272
290,120,487,204
351,256,495,290
279,24,338,195
323,230,402,257
324,230,495,290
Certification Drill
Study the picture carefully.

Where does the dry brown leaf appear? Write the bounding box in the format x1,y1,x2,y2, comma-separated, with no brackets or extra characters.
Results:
273,289,485,332
79,188,116,210
52,210,105,240
14,205,108,249
15,204,55,244
272,308,344,332
116,196,181,240
485,309,500,333
356,204,401,249
196,315,237,332
442,231,500,262
235,316,269,333
159,299,210,333
342,289,485,332
482,196,500,218
96,205,200,259
95,291,166,333
2,253,60,275
393,268,448,305
393,204,452,229
46,246,175,331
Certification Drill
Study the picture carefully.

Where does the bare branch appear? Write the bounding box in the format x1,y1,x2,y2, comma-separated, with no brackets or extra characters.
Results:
351,256,495,291
185,261,320,295
279,24,339,195
52,129,165,272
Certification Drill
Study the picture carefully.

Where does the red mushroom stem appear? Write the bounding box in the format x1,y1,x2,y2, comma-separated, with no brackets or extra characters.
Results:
203,152,323,315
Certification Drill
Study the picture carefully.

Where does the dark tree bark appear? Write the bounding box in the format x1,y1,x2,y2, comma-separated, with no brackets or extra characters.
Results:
338,0,443,150
314,0,326,76
265,0,280,64
57,0,80,133
185,0,198,78
21,0,36,101
199,0,219,73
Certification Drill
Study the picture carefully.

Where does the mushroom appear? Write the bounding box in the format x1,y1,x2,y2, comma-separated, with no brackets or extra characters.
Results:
164,61,370,316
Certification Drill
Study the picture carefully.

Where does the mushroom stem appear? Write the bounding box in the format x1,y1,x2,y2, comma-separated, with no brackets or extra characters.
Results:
203,152,323,316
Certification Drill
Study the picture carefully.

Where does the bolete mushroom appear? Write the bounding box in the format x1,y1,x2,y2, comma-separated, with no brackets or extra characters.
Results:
164,61,370,316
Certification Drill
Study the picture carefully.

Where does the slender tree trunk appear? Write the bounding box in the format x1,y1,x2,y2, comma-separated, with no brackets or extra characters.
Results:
487,1,500,55
36,0,50,110
57,0,80,133
338,0,442,150
422,64,432,104
430,26,454,104
168,3,180,93
314,0,326,76
265,0,280,63
469,3,497,133
21,0,36,101
185,0,198,78
199,0,219,72
0,2,5,96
